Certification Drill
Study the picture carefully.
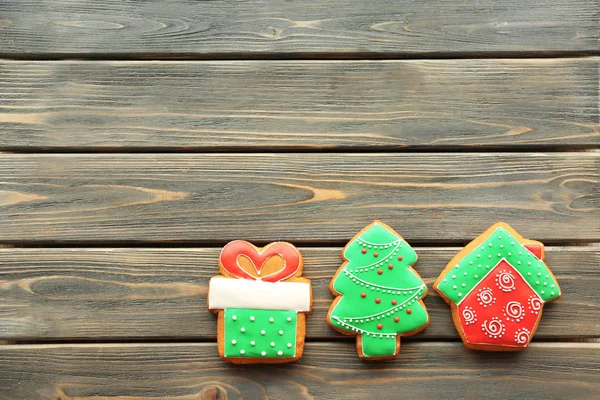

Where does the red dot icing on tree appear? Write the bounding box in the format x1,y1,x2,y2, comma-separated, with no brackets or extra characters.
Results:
394,317,400,323
406,309,412,314
373,252,379,257
377,324,383,330
398,256,403,261
361,292,366,298
392,300,397,305
377,269,383,275
388,264,394,270
375,298,381,304
361,248,367,254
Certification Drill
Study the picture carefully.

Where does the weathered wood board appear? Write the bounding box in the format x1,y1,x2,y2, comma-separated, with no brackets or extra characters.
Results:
0,153,597,243
0,0,597,56
1,59,598,150
0,247,596,340
1,342,599,399
0,0,598,396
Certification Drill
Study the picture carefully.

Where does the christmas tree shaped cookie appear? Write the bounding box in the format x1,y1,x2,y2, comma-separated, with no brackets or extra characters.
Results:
327,221,429,359
208,240,311,364
434,222,561,351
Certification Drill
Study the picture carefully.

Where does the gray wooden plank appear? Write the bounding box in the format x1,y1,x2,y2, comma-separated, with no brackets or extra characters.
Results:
0,1,597,56
1,342,599,399
0,153,598,243
0,247,596,340
0,59,598,150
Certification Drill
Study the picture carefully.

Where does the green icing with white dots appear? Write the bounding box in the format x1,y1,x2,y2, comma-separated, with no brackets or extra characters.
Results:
436,227,560,304
224,308,297,359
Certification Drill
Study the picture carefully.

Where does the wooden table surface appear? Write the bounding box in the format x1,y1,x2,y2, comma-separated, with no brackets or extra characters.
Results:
0,1,598,399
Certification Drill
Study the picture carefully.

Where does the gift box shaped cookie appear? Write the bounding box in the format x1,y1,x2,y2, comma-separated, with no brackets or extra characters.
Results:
434,223,561,351
208,240,312,364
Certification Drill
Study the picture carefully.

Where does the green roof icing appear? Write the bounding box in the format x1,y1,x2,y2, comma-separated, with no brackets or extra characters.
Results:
436,227,560,304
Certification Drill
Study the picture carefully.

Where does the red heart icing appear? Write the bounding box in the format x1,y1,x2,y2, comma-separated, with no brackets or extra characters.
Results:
219,240,301,283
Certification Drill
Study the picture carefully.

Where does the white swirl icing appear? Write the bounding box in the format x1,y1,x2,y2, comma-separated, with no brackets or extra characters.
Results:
481,318,505,338
462,306,477,325
529,296,542,312
477,287,495,306
515,328,530,344
496,270,516,292
505,301,524,321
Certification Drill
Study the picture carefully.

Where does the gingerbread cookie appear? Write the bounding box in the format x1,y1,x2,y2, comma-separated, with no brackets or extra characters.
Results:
208,240,311,364
434,222,561,351
327,221,430,359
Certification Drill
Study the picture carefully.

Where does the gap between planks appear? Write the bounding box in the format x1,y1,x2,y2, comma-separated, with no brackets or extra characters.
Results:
2,147,599,154
3,337,599,346
1,241,599,248
1,51,599,62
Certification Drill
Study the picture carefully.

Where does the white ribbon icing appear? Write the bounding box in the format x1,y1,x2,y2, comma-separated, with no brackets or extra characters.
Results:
208,277,311,311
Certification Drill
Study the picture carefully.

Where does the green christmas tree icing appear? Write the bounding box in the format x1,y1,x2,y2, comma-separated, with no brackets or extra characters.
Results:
328,222,429,358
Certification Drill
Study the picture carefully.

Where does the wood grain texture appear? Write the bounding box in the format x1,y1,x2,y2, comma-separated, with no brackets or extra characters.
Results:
0,153,598,243
0,247,597,340
0,1,597,57
1,59,598,150
1,342,599,399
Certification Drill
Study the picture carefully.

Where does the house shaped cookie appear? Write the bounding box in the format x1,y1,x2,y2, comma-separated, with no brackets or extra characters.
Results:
434,222,561,351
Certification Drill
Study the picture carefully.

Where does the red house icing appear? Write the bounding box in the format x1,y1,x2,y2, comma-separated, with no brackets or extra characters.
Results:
457,260,542,347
